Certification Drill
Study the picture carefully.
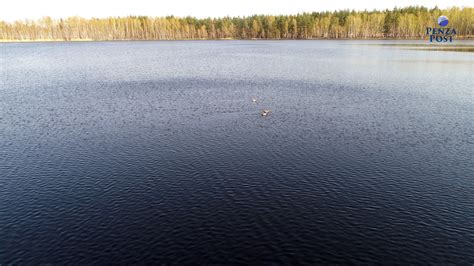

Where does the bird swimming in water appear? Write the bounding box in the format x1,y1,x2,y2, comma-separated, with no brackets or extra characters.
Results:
261,109,271,116
252,98,258,103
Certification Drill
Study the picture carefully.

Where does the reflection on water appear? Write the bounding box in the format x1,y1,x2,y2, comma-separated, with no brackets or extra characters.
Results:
1,40,473,264
359,41,474,52
411,47,474,52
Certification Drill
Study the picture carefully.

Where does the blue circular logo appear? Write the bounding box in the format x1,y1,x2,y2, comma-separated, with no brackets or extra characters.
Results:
438,16,449,27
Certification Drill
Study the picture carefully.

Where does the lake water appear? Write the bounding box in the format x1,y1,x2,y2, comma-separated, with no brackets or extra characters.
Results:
1,40,473,264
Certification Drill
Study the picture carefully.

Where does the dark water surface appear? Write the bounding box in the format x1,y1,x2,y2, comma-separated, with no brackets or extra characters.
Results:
1,40,473,264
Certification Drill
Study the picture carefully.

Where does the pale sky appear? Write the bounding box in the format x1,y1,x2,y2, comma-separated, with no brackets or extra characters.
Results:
1,0,472,21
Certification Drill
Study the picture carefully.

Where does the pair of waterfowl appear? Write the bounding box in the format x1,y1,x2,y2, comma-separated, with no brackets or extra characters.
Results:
252,98,271,117
261,109,271,116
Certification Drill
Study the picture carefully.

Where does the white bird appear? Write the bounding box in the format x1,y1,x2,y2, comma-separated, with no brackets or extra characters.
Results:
252,98,258,103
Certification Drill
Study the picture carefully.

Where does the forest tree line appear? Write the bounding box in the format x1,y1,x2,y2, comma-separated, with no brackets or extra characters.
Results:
1,6,472,41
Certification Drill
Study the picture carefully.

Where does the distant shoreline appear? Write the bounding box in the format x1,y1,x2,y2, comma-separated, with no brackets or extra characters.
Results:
2,7,472,42
1,37,473,43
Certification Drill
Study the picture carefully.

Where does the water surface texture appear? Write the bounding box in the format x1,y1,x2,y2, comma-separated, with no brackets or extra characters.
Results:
1,40,473,264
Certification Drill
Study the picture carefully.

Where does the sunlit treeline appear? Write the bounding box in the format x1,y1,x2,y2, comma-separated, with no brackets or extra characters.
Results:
1,6,472,40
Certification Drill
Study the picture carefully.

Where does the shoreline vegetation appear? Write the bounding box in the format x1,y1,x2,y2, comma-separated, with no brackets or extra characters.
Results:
1,6,472,42
1,37,474,43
